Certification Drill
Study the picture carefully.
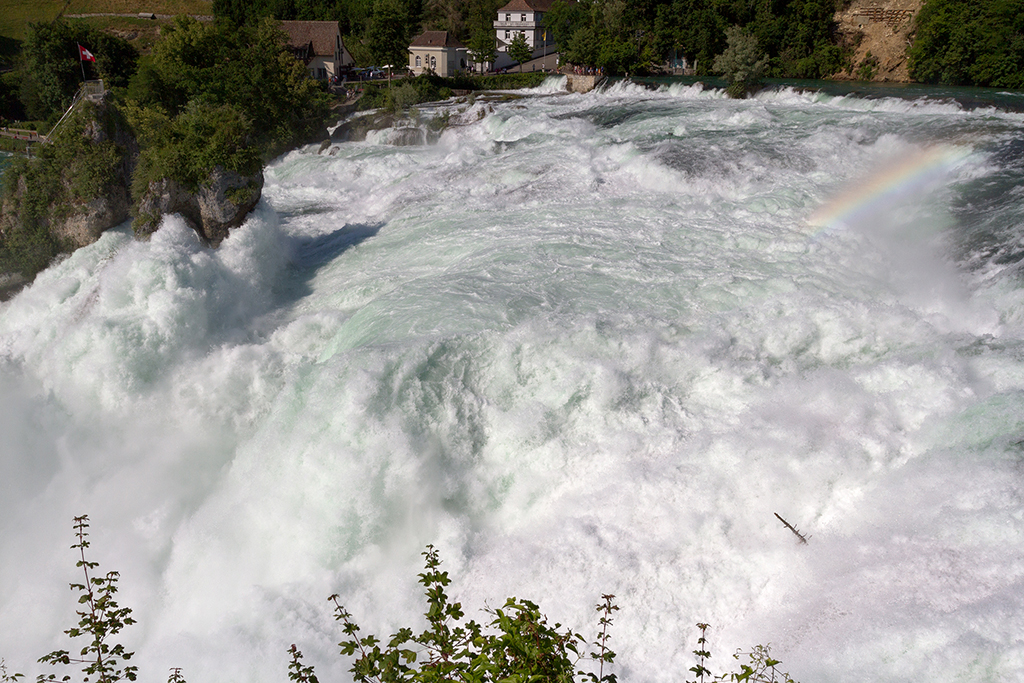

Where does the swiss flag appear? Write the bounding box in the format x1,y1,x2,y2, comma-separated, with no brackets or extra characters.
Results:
78,44,96,62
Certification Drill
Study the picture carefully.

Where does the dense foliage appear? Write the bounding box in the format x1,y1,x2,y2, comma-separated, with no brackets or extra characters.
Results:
18,19,137,123
547,0,847,77
0,101,127,276
712,26,768,97
908,0,1024,88
127,16,331,158
366,0,416,70
128,101,261,199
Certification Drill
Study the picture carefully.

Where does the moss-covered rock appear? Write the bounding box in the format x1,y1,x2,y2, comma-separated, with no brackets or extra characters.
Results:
0,94,136,277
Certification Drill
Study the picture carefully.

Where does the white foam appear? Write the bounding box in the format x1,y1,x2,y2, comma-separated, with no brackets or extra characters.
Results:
2,83,1023,683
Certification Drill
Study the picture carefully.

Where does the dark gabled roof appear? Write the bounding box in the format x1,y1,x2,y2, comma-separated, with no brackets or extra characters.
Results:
280,21,341,57
409,31,466,49
496,0,559,12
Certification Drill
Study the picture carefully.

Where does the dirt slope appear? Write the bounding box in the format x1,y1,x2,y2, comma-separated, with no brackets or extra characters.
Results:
832,0,924,82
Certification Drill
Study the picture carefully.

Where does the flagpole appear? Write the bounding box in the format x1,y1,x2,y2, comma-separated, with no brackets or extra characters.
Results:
79,44,86,82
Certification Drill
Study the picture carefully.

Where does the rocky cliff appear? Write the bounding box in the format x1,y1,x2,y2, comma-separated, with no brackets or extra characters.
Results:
0,92,264,280
833,0,925,82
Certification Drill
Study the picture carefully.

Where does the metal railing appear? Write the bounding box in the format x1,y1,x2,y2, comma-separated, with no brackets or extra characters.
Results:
44,80,105,141
83,79,105,97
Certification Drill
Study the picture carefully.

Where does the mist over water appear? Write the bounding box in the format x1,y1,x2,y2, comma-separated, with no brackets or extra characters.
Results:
3,78,1024,682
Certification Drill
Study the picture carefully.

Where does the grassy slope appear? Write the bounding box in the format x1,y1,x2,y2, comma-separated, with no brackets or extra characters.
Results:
0,0,213,42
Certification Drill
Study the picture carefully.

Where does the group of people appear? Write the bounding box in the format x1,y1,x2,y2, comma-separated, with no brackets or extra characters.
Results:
567,64,604,76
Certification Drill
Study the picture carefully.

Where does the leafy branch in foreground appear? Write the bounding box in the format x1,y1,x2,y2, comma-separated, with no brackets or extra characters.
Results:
1,658,24,683
10,517,798,683
687,623,798,683
586,594,618,683
300,545,616,683
37,515,138,683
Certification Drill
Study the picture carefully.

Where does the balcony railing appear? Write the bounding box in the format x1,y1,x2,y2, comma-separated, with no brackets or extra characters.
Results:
493,20,534,28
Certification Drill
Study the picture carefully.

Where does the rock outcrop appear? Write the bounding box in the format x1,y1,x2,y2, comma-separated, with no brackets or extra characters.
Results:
1,91,265,266
134,166,263,247
52,187,132,247
46,94,138,250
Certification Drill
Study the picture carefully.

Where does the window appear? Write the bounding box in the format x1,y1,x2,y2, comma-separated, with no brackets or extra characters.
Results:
505,13,510,20
430,56,436,69
505,30,510,39
520,13,526,21
416,55,421,67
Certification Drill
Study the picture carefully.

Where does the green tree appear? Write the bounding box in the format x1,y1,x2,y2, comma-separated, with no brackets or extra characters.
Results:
367,0,412,70
126,16,330,156
909,0,1024,88
543,0,588,50
713,25,767,97
465,0,505,41
19,19,137,122
423,0,465,35
129,101,260,194
468,28,497,71
507,31,533,67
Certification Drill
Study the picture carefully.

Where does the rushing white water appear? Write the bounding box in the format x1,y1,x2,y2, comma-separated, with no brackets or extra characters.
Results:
2,78,1024,682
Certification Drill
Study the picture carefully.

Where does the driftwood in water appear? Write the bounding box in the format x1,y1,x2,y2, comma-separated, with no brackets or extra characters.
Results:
774,512,809,544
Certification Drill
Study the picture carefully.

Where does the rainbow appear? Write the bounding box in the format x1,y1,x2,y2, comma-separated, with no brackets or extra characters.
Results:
806,144,973,235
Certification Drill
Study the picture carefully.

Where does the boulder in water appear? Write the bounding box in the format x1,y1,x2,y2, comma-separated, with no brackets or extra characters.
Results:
134,165,263,247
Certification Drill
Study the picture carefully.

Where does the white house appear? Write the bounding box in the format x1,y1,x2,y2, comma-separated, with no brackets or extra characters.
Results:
408,31,469,77
280,20,355,81
493,0,557,66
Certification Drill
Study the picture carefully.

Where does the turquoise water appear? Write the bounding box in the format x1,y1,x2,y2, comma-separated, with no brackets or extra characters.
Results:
1,78,1023,682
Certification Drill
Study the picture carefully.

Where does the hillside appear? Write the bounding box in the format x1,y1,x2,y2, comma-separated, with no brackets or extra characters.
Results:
832,0,924,82
0,0,212,42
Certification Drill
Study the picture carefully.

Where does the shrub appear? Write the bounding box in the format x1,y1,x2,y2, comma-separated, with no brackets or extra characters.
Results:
856,51,880,81
389,82,421,112
315,546,619,683
686,623,798,683
37,515,139,683
713,26,768,98
128,100,260,197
